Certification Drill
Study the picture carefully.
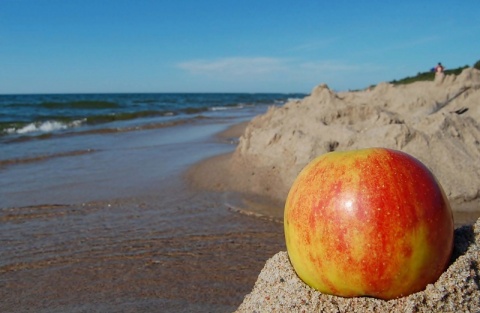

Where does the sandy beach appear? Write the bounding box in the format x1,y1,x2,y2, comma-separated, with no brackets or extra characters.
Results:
191,68,480,225
191,68,480,312
2,69,480,312
4,1,480,312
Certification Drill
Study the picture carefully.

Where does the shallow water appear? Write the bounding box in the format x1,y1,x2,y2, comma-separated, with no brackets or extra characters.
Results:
1,192,285,312
0,95,281,208
0,106,286,312
1,119,237,207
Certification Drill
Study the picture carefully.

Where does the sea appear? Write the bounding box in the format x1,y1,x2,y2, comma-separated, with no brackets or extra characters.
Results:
0,92,303,144
0,92,304,208
1,92,302,312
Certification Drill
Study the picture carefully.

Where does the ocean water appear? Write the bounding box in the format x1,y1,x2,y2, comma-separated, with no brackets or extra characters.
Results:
1,93,295,311
0,92,304,207
0,93,303,142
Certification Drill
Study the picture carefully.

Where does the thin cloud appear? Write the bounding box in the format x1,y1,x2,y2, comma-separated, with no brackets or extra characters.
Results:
177,57,288,76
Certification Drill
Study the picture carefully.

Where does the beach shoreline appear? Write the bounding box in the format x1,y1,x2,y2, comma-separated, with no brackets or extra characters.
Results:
186,145,480,228
189,68,480,226
213,68,480,312
186,115,480,312
3,67,480,311
0,115,286,312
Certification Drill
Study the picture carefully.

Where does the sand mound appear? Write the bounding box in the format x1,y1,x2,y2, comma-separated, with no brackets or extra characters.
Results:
230,68,480,209
235,218,480,312
188,69,480,311
229,68,480,312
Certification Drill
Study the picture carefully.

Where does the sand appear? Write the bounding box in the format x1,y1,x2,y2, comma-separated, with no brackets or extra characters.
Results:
191,68,480,218
188,68,480,311
235,218,480,312
229,68,480,209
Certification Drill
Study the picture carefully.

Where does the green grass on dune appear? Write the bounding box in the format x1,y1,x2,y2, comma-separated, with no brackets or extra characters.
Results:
390,65,470,85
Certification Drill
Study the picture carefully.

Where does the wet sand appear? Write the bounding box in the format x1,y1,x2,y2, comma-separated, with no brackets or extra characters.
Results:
186,149,480,229
1,196,285,313
0,118,285,312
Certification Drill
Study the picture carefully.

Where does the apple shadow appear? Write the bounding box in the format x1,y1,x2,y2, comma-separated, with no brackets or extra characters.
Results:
451,224,475,261
449,224,480,289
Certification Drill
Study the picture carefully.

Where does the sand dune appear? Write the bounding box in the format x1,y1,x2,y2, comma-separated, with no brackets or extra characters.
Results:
231,68,480,212
187,68,480,311
228,68,480,312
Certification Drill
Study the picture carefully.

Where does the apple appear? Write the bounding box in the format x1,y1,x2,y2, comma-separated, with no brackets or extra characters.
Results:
284,148,454,300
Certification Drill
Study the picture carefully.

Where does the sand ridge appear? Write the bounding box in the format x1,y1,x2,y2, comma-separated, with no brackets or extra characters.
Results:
222,68,480,311
230,68,480,210
186,68,480,311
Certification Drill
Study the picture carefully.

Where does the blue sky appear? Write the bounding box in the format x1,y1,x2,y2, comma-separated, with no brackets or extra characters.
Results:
1,0,479,94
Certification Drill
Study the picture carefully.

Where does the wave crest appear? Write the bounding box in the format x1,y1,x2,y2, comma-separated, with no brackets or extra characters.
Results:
5,120,84,135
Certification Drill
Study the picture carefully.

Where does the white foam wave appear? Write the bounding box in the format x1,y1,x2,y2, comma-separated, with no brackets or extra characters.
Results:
7,120,84,135
210,104,245,111
287,98,302,102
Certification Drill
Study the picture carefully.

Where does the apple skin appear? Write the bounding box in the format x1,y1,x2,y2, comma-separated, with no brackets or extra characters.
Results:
284,148,454,300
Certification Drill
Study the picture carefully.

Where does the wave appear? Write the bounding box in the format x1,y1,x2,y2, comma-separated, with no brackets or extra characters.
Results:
39,100,121,110
210,104,246,111
0,111,207,142
3,120,85,136
0,109,181,136
0,149,97,168
1,115,207,144
286,98,302,102
81,108,214,124
0,93,306,144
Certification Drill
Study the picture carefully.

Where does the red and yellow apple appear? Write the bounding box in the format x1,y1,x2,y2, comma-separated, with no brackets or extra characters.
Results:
284,148,453,300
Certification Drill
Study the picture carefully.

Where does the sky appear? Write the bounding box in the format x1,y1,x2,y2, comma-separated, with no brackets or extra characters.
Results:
1,0,479,94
